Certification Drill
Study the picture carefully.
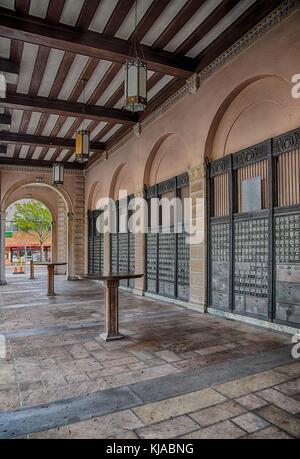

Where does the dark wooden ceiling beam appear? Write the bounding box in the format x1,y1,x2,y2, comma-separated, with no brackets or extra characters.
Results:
152,0,206,51
0,156,84,169
103,0,136,38
135,0,172,42
0,8,195,78
46,0,66,25
0,94,137,125
0,131,105,151
176,0,240,56
196,0,284,72
76,0,102,31
0,145,7,154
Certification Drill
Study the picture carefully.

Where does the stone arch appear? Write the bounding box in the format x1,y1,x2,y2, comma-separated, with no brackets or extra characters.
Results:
143,133,190,186
108,163,135,200
87,181,98,210
1,178,74,214
1,178,75,280
204,75,292,160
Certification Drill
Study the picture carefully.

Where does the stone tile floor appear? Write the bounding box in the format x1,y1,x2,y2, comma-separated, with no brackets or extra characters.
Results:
0,269,299,439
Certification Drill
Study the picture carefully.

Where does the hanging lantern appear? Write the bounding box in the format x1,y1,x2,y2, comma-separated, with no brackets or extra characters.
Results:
75,129,90,163
53,163,64,185
124,59,147,113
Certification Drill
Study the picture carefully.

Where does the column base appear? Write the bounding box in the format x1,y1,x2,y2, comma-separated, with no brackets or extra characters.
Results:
67,276,79,281
0,280,7,286
100,332,125,342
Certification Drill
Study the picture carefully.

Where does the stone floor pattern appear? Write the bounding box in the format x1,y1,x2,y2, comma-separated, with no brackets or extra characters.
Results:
0,269,299,439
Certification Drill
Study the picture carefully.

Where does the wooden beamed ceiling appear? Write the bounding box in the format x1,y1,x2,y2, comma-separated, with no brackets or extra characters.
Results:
0,0,286,167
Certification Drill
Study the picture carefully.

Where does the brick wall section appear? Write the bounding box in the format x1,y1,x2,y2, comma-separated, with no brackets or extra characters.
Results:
188,166,207,313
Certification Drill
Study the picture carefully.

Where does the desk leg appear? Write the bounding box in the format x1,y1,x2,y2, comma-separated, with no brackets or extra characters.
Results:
47,265,55,297
101,279,124,341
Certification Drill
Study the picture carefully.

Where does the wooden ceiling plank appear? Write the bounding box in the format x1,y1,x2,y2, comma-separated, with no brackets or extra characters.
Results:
28,45,51,96
76,0,102,31
103,0,136,38
46,0,66,25
176,0,240,55
134,0,173,42
15,0,30,17
69,57,100,103
87,63,122,106
0,8,195,78
152,0,206,51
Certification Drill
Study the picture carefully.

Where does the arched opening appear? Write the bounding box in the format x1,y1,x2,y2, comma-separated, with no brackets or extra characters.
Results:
0,180,75,284
5,199,53,274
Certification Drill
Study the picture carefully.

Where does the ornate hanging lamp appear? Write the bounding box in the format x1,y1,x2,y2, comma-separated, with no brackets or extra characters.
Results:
76,79,90,163
124,0,147,113
53,163,64,186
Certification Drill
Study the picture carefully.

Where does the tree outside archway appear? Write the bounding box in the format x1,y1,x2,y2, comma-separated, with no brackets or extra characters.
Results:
12,200,52,262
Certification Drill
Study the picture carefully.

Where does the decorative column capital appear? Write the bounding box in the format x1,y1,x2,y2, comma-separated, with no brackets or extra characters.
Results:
0,211,7,220
188,164,206,181
67,212,74,221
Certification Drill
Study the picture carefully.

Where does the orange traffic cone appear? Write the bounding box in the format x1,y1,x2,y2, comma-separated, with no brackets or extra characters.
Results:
19,263,25,274
13,264,18,274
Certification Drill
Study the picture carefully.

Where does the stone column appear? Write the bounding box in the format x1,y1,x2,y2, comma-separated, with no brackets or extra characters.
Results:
0,211,7,286
133,190,146,295
188,166,207,313
67,212,76,280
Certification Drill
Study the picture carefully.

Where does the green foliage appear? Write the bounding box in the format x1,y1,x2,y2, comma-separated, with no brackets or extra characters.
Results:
14,200,52,246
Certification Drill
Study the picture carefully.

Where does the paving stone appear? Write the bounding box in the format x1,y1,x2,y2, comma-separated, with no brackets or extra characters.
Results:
137,415,198,439
190,401,247,427
133,388,226,424
274,363,300,378
155,350,182,363
215,369,291,398
30,409,143,439
104,364,179,388
257,388,300,414
181,420,245,439
275,378,300,397
257,405,300,438
245,426,293,439
0,389,20,412
232,412,270,433
235,394,268,410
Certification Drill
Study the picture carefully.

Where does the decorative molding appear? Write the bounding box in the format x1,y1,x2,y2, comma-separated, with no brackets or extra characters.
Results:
232,140,271,170
210,156,231,177
188,165,205,181
177,172,189,188
273,126,300,156
146,185,157,199
188,73,200,95
158,177,176,195
104,0,299,159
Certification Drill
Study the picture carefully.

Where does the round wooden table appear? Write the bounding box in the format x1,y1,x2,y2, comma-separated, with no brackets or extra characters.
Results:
86,272,144,341
34,262,67,297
